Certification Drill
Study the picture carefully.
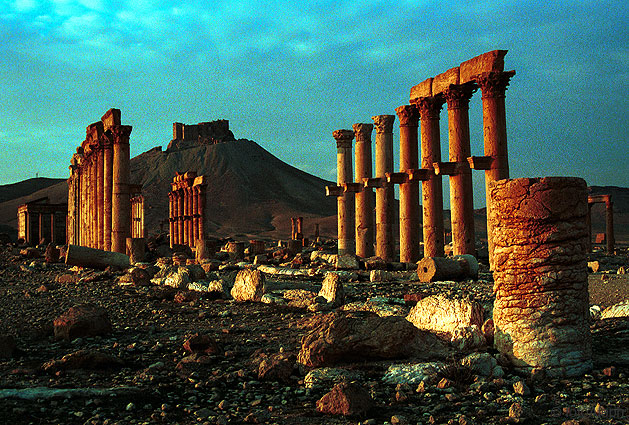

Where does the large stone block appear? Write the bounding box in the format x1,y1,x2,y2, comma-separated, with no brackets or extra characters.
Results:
230,268,266,301
406,294,484,336
432,67,460,95
459,50,507,83
53,304,112,341
409,78,433,103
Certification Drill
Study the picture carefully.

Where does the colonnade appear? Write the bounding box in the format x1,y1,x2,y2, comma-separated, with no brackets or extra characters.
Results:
131,194,145,239
327,50,514,265
168,172,207,249
67,109,134,253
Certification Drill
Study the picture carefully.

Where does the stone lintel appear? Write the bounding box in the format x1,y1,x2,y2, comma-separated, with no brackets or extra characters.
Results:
364,177,385,188
101,108,122,131
86,122,104,140
409,77,433,103
326,185,344,197
433,161,462,176
343,182,364,193
588,194,611,204
460,50,507,84
408,169,432,182
432,67,460,96
467,156,494,170
386,172,408,184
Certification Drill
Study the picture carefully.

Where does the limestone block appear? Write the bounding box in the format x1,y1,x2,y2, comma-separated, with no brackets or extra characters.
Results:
409,78,433,103
318,273,345,307
600,300,629,319
316,382,373,417
459,50,507,83
164,267,191,289
432,67,460,95
406,294,484,336
230,268,266,302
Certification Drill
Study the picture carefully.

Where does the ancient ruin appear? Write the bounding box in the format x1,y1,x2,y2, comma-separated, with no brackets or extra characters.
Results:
167,120,236,152
327,50,514,263
587,194,615,254
490,177,592,377
17,197,67,245
168,172,207,249
326,130,355,255
66,109,135,253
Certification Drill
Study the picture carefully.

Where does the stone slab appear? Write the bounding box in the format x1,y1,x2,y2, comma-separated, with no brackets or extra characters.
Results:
409,78,433,102
460,50,507,83
432,67,460,95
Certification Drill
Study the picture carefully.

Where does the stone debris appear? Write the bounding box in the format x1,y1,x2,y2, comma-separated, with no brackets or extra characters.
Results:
460,352,504,378
600,300,629,319
53,303,112,341
42,350,124,373
257,352,296,383
316,381,373,417
303,367,365,389
230,269,266,302
297,312,449,367
318,273,345,307
406,294,484,336
117,267,151,286
381,362,444,385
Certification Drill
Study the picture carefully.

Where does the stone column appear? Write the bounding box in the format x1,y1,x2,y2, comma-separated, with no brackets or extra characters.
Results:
490,177,591,378
585,202,592,253
296,216,303,240
78,158,85,246
187,187,195,248
334,129,355,255
606,197,614,254
444,84,476,256
371,115,395,261
168,191,175,247
192,187,199,246
415,96,445,258
198,184,207,241
88,153,95,247
103,133,113,251
395,105,420,263
177,188,185,246
111,125,132,253
50,213,56,245
291,217,297,240
96,140,105,250
475,71,515,267
353,123,374,258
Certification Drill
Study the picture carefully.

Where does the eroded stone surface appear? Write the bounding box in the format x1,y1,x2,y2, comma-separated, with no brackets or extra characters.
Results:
406,294,483,336
230,269,265,302
489,177,592,378
318,273,345,307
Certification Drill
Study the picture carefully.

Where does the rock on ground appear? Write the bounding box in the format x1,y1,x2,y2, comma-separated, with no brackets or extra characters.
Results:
406,294,484,336
318,273,345,307
230,269,266,301
316,381,373,417
53,304,112,341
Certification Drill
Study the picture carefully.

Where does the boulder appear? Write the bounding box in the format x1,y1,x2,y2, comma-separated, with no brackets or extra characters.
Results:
318,273,345,307
406,294,484,336
53,304,112,341
460,352,504,378
230,269,266,302
601,300,629,319
117,267,151,286
183,334,221,355
164,267,191,289
42,350,123,372
297,312,449,367
316,381,373,417
258,352,296,383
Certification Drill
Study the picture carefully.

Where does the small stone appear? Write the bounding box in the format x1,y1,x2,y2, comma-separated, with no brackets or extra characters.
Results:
125,402,135,411
602,366,617,377
512,380,530,396
437,378,454,389
391,414,408,424
316,381,373,416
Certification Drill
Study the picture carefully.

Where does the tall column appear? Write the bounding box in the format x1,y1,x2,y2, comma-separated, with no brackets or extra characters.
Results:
353,123,374,258
50,213,56,245
111,125,132,253
606,198,615,254
444,84,476,256
96,141,105,250
169,191,175,247
334,129,355,255
476,71,515,267
198,184,207,241
291,217,297,240
395,105,420,263
187,187,195,247
103,134,113,251
37,212,43,244
91,152,98,247
177,188,185,246
192,187,199,245
371,115,395,261
86,154,93,247
586,203,592,253
415,96,445,258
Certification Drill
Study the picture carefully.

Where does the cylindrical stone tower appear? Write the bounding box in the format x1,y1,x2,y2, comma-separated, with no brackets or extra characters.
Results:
334,129,355,256
490,177,592,378
353,123,374,258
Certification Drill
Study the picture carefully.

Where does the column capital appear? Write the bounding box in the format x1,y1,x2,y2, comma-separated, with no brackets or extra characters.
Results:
352,123,373,142
333,129,354,149
443,84,477,110
395,104,419,127
111,125,133,144
475,70,515,99
413,96,445,120
371,115,395,134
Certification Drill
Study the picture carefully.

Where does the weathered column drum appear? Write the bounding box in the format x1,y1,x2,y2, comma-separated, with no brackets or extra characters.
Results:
489,177,592,378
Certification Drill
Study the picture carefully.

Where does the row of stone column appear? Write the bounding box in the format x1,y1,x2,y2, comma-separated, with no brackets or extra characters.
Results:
168,172,207,249
291,217,304,241
67,109,133,254
328,50,514,265
131,195,145,239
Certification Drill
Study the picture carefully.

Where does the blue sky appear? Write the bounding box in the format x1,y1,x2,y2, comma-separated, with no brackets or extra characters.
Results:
1,0,627,208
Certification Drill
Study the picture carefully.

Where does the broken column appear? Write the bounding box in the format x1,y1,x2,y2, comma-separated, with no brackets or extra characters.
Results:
353,123,374,258
440,69,476,256
195,177,207,242
411,78,446,258
395,105,420,263
490,177,592,378
370,115,395,261
111,125,132,253
333,129,355,256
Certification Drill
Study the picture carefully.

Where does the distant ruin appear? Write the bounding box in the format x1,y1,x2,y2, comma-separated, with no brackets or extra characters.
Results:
166,119,236,152
17,197,67,245
168,171,207,249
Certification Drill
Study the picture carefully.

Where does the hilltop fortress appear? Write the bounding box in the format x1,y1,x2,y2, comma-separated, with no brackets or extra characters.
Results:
166,119,236,152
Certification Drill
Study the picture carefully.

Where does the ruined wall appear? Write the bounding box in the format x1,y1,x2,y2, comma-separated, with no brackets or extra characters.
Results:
167,120,236,151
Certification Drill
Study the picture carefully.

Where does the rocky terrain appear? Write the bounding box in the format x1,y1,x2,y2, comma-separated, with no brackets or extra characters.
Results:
0,240,628,425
